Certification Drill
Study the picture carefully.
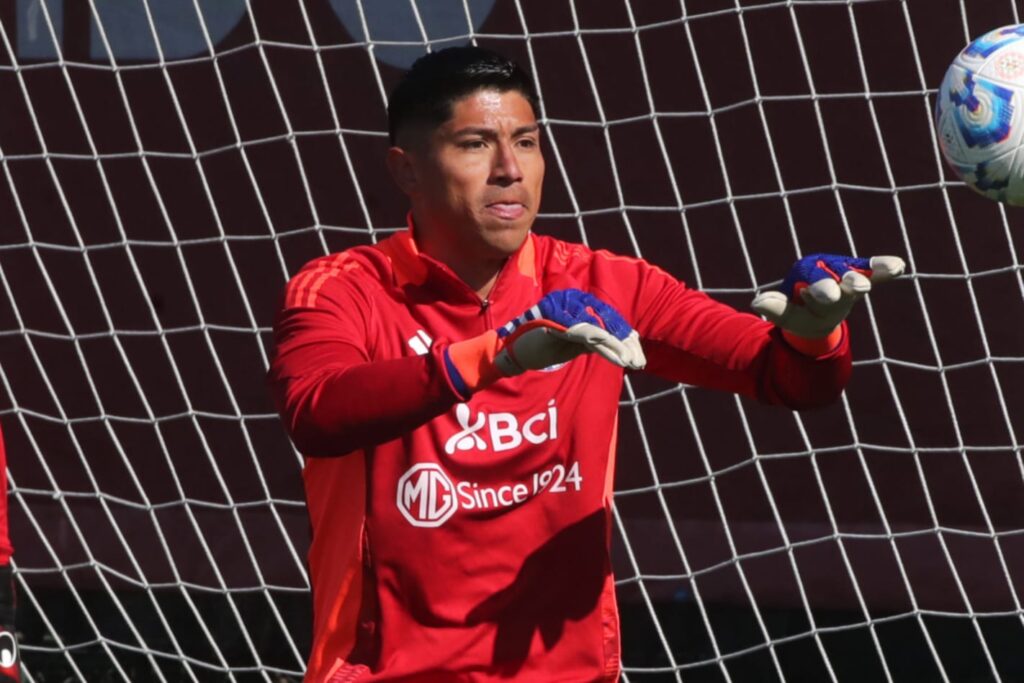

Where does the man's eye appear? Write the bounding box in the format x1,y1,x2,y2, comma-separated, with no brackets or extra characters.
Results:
517,138,538,148
460,140,486,149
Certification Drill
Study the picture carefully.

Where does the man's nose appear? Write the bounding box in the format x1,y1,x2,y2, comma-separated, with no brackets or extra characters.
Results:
492,141,523,185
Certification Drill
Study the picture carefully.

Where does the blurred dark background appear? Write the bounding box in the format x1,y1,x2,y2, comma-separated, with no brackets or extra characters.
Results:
0,0,1023,680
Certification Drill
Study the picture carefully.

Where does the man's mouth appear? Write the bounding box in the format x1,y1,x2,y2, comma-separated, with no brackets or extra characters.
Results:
485,202,526,220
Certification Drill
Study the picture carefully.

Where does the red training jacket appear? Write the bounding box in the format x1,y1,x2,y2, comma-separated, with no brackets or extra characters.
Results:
268,224,851,682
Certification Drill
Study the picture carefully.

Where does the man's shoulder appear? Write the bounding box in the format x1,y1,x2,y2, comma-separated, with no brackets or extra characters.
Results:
532,233,652,276
283,243,392,310
531,234,594,276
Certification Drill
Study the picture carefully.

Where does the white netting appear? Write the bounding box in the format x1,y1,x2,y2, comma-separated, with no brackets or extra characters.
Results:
0,0,1022,681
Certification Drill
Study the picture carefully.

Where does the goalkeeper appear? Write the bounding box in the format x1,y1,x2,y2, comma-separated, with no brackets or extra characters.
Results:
268,47,904,682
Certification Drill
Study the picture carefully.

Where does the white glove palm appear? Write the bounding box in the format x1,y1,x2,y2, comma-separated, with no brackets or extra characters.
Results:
751,254,905,338
443,289,646,398
495,289,646,374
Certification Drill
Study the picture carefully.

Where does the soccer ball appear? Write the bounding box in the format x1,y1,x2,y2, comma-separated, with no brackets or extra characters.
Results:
936,25,1024,205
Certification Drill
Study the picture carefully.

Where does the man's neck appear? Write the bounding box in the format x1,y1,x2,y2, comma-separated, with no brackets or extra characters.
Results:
447,256,504,300
413,224,505,300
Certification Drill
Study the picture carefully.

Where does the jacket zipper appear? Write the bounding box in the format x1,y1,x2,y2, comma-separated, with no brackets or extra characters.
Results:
481,298,493,329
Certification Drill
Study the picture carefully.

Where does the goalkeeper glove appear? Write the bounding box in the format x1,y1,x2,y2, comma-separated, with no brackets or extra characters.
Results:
443,289,646,398
751,253,905,352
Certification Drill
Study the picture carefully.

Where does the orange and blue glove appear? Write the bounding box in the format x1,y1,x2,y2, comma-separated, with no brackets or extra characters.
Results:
752,253,905,353
443,289,646,398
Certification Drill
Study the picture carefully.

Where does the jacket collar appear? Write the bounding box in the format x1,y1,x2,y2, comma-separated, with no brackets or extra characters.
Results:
379,213,538,300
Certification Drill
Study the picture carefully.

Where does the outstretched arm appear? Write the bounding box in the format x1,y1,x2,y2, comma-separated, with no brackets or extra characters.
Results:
592,251,904,409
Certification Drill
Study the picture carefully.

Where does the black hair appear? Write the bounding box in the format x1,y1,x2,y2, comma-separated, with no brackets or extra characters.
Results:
387,46,540,145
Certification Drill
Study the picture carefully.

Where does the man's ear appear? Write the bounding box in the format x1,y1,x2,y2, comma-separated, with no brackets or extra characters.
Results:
386,146,418,196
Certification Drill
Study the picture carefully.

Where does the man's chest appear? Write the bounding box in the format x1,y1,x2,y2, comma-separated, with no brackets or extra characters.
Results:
362,290,624,529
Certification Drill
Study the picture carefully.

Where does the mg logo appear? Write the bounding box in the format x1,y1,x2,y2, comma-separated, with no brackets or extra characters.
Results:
396,463,458,527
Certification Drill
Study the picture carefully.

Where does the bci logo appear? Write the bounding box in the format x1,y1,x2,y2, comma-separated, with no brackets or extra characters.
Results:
444,400,558,455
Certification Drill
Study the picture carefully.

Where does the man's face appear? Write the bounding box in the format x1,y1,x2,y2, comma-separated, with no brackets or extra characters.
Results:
400,89,544,260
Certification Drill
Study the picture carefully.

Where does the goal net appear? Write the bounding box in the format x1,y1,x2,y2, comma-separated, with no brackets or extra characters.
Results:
1,0,1022,680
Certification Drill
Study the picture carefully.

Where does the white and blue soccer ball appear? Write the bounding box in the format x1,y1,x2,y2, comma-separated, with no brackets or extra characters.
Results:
936,25,1024,205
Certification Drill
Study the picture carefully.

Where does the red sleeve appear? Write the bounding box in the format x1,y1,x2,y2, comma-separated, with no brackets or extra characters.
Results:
267,263,460,457
590,252,851,410
0,423,11,565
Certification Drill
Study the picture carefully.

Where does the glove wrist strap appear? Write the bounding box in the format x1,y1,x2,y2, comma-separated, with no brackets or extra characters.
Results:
444,330,506,398
782,325,843,357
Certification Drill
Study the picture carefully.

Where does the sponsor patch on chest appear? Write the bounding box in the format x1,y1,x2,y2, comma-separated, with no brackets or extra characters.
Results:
396,460,583,528
445,400,558,454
